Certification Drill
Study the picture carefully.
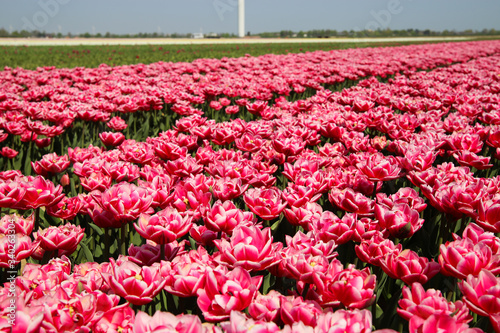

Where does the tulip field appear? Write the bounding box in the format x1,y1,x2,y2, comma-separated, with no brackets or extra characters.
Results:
3,39,500,332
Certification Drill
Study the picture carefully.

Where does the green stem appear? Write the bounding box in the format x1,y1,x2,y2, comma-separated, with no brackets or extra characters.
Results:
103,228,110,261
121,223,128,256
372,181,378,200
34,208,40,232
81,121,86,148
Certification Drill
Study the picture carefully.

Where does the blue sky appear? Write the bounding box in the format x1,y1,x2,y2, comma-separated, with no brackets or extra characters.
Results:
1,0,499,35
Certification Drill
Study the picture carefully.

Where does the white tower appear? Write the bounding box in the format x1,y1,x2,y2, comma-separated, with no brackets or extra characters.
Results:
238,0,245,38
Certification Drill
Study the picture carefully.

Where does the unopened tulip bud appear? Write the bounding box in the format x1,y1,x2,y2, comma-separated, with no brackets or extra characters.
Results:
60,174,70,187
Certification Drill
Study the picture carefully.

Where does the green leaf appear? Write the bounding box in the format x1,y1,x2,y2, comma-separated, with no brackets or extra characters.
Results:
262,272,271,294
88,222,104,236
375,304,384,320
271,218,282,231
80,242,94,262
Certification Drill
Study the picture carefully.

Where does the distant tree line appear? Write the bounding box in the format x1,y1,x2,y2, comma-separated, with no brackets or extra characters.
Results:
0,27,498,39
259,28,500,38
0,28,237,39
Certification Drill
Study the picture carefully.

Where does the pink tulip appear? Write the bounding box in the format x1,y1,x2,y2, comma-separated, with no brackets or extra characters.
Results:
243,186,287,220
102,258,166,305
398,282,472,324
128,242,181,265
283,201,323,230
163,248,208,298
409,313,483,333
99,131,126,146
135,208,193,244
355,232,401,267
248,290,283,323
459,269,500,318
98,182,154,222
439,237,500,280
476,199,500,233
280,295,323,327
197,266,262,322
102,161,140,182
235,133,264,153
107,116,128,131
283,252,330,284
323,265,377,309
0,180,26,208
314,309,380,333
92,302,135,333
0,213,34,235
204,200,254,235
154,141,188,161
31,152,71,175
189,225,219,247
214,224,282,271
133,311,208,333
0,233,37,268
46,195,85,220
17,175,64,209
311,210,355,245
36,223,84,254
0,146,18,158
220,310,280,333
453,150,493,170
74,261,110,293
282,184,321,208
329,188,375,217
212,177,249,202
272,134,306,156
375,202,424,239
120,142,155,165
357,153,401,182
80,172,112,192
382,249,441,285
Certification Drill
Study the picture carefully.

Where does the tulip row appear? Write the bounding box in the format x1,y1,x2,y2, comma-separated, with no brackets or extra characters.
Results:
2,40,500,332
